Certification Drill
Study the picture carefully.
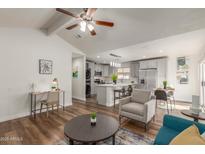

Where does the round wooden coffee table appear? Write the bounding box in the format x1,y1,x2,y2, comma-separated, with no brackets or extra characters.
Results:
64,113,119,145
181,110,205,122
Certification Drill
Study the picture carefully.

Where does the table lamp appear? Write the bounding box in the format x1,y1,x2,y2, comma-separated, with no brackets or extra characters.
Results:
190,95,201,114
52,78,59,91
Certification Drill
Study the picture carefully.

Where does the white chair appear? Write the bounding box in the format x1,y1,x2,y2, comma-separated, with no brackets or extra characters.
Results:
40,91,59,117
119,89,156,131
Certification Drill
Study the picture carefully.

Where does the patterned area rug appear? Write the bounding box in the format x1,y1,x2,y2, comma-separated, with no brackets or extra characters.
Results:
57,128,153,145
158,102,190,110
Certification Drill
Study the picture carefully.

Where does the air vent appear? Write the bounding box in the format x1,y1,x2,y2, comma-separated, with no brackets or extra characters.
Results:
109,53,121,58
74,34,82,39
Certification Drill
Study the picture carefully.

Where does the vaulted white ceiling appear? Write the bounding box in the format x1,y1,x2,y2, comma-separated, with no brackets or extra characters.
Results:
0,8,205,62
57,8,205,55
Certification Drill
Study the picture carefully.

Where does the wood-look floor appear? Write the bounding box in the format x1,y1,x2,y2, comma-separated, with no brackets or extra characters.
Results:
0,97,192,145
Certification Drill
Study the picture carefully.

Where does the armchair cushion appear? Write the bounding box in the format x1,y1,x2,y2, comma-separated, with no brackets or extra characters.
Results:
119,96,131,105
131,89,151,104
121,102,144,116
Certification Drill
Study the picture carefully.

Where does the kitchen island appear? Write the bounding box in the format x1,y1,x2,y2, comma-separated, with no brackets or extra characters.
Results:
96,83,135,107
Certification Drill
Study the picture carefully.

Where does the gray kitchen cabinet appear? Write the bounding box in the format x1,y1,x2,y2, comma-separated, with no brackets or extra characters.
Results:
102,65,109,76
109,66,114,76
157,58,167,87
139,61,147,69
147,59,157,68
130,62,139,77
139,59,157,69
94,64,103,72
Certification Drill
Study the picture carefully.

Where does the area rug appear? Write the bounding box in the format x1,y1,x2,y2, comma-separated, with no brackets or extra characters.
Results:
158,103,190,110
57,128,153,145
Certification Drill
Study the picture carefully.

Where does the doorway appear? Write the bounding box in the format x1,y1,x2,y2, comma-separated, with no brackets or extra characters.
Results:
72,52,86,102
200,62,205,111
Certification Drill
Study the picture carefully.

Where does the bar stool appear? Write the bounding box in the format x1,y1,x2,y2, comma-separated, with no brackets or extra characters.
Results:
114,89,122,108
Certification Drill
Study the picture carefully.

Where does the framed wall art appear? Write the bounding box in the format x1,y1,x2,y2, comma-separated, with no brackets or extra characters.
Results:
176,57,190,84
72,66,79,78
39,59,53,74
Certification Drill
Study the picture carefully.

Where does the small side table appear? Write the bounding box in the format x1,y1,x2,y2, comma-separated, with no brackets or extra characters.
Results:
181,110,205,122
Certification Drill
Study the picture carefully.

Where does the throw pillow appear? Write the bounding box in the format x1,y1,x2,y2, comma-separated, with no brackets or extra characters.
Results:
170,124,205,145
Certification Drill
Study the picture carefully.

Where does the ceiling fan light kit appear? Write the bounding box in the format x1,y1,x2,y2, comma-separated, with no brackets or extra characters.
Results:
87,24,94,31
56,8,114,36
80,21,86,32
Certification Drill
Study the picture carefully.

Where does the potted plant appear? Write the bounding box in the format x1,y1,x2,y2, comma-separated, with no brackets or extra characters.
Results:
90,112,97,126
112,74,118,84
163,80,168,89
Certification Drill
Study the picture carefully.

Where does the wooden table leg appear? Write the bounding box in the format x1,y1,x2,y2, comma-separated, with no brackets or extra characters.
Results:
31,93,33,117
114,91,116,108
194,118,198,122
34,95,36,119
69,139,74,145
112,134,115,145
63,91,65,111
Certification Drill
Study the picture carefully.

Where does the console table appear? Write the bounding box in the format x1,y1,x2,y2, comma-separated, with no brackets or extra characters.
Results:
30,90,65,119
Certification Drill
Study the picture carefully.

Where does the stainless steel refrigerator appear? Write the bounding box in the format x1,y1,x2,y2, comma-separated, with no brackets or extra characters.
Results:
138,69,158,91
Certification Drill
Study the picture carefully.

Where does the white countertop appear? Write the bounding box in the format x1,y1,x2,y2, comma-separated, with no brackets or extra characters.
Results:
96,83,136,87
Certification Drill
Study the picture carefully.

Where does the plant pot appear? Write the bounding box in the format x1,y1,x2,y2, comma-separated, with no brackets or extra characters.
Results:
113,80,117,84
90,117,96,126
163,86,167,89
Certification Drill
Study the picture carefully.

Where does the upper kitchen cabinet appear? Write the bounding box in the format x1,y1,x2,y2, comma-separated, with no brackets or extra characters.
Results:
130,61,139,78
157,58,167,77
102,65,109,76
139,59,157,69
94,64,102,72
157,58,167,87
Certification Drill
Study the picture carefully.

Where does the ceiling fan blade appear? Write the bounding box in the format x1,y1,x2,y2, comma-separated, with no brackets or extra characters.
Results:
66,24,78,30
86,8,97,18
94,20,114,27
56,8,78,18
89,29,96,36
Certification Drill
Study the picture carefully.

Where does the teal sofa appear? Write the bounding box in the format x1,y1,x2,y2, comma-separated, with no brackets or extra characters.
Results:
154,115,205,145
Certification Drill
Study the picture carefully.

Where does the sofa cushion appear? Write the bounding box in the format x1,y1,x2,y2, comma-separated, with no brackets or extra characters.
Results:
163,115,205,134
170,125,205,145
121,102,144,116
131,89,151,104
154,126,180,145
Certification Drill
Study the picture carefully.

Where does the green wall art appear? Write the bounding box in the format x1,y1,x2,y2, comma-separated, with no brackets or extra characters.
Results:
72,66,78,78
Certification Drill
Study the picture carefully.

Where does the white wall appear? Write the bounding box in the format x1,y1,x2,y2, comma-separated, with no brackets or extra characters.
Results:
72,56,86,101
167,54,200,102
0,27,81,122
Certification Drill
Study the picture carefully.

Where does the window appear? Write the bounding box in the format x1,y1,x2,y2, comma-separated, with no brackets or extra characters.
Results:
117,68,130,79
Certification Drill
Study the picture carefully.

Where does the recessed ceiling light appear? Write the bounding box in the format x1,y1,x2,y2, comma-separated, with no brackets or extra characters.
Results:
97,56,100,58
160,50,164,53
87,24,94,31
143,56,146,58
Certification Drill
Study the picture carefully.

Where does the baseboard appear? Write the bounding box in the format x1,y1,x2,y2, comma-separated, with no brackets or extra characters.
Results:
0,111,30,123
72,96,86,102
0,104,72,123
176,99,191,104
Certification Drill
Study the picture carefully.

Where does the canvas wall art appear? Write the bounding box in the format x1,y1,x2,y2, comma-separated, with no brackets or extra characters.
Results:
72,66,78,78
176,57,190,84
39,59,53,74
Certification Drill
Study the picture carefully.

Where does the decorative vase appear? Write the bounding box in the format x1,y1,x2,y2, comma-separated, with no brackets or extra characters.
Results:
90,117,97,126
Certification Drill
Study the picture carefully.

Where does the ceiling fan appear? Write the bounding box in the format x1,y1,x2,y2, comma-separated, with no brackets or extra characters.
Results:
56,8,114,36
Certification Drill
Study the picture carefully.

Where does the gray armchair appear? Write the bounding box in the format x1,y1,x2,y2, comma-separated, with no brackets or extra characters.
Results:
119,89,156,131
